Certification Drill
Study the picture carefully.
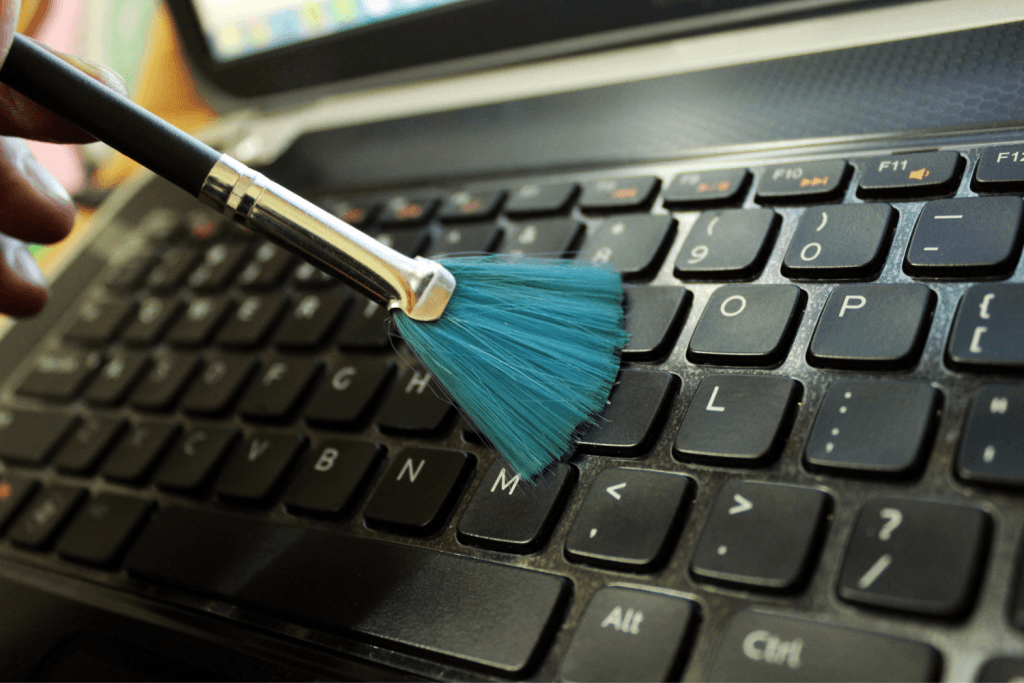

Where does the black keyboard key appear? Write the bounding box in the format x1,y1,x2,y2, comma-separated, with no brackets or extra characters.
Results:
236,242,295,290
805,380,940,477
273,290,350,349
576,214,676,278
504,182,577,215
17,348,102,401
372,228,430,257
292,260,336,288
185,243,249,292
576,369,677,455
363,448,472,535
674,209,779,279
144,245,201,291
106,254,157,289
376,368,455,436
129,351,201,411
335,297,394,349
957,386,1024,486
904,196,1023,276
674,375,800,466
154,426,238,493
283,440,381,517
180,354,257,415
691,481,829,591
782,203,895,278
8,485,84,548
427,223,503,257
100,421,179,483
974,145,1024,191
216,293,289,348
214,432,305,503
458,461,573,552
858,151,963,198
978,659,1024,682
84,350,150,405
565,468,692,570
756,160,848,201
687,284,804,365
439,189,505,221
663,168,749,205
378,195,438,225
52,416,125,474
237,356,320,421
0,475,37,535
0,409,78,465
64,298,135,344
707,611,940,681
579,176,659,211
121,295,183,346
140,208,185,242
948,285,1024,368
125,506,567,674
184,211,222,242
166,295,233,347
559,587,697,682
304,356,395,429
837,498,989,616
55,493,150,566
501,218,583,257
808,284,934,369
317,197,377,226
622,285,690,360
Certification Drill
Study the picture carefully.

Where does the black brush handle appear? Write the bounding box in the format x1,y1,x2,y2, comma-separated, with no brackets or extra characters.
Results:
0,34,220,197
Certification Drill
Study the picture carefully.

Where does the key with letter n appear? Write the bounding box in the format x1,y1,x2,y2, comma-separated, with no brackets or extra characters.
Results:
364,448,472,535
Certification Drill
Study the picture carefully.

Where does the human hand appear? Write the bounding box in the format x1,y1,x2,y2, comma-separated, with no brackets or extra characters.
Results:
0,0,127,316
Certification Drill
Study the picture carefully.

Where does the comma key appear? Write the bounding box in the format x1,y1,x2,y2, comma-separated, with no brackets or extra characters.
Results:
707,611,940,681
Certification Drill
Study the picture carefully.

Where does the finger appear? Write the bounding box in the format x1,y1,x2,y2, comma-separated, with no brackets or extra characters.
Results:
0,233,47,317
0,136,75,244
0,37,129,143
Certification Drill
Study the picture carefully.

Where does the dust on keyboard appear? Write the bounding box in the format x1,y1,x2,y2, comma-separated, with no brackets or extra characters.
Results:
3,139,1024,680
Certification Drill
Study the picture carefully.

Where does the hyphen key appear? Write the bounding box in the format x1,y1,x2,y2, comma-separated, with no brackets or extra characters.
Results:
126,507,567,674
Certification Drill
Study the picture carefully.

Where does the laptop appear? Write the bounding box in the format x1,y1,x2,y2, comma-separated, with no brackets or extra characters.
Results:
2,0,1024,679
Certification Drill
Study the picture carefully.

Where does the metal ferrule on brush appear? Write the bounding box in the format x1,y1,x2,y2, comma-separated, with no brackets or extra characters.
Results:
198,154,455,322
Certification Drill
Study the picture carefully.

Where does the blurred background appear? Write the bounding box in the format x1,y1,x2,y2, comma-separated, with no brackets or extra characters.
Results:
16,0,216,274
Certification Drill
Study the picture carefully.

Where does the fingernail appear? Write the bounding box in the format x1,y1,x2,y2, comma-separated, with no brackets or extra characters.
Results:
3,138,74,208
29,38,129,97
0,235,46,288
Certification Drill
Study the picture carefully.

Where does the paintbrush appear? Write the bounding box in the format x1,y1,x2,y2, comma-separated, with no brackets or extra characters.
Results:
0,34,627,479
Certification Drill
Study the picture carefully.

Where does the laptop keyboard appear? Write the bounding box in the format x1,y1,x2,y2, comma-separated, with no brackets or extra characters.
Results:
3,137,1024,680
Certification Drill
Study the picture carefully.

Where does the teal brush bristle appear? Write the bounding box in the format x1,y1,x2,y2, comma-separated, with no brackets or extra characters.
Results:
393,255,628,480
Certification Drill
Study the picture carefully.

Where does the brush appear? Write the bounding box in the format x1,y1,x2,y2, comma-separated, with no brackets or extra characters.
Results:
0,34,628,479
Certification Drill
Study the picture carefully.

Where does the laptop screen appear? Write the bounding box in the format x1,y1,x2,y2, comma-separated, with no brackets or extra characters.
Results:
193,0,468,62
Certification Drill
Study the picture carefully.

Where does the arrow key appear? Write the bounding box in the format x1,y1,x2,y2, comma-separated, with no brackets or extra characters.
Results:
565,468,693,571
691,480,830,591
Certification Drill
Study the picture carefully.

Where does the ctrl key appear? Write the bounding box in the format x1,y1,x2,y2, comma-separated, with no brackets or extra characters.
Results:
559,587,697,682
707,611,940,682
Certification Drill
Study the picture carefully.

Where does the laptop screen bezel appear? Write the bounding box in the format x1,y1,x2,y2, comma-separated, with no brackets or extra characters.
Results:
167,0,898,99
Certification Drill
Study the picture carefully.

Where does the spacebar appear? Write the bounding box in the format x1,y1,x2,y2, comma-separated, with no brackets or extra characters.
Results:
125,507,567,673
